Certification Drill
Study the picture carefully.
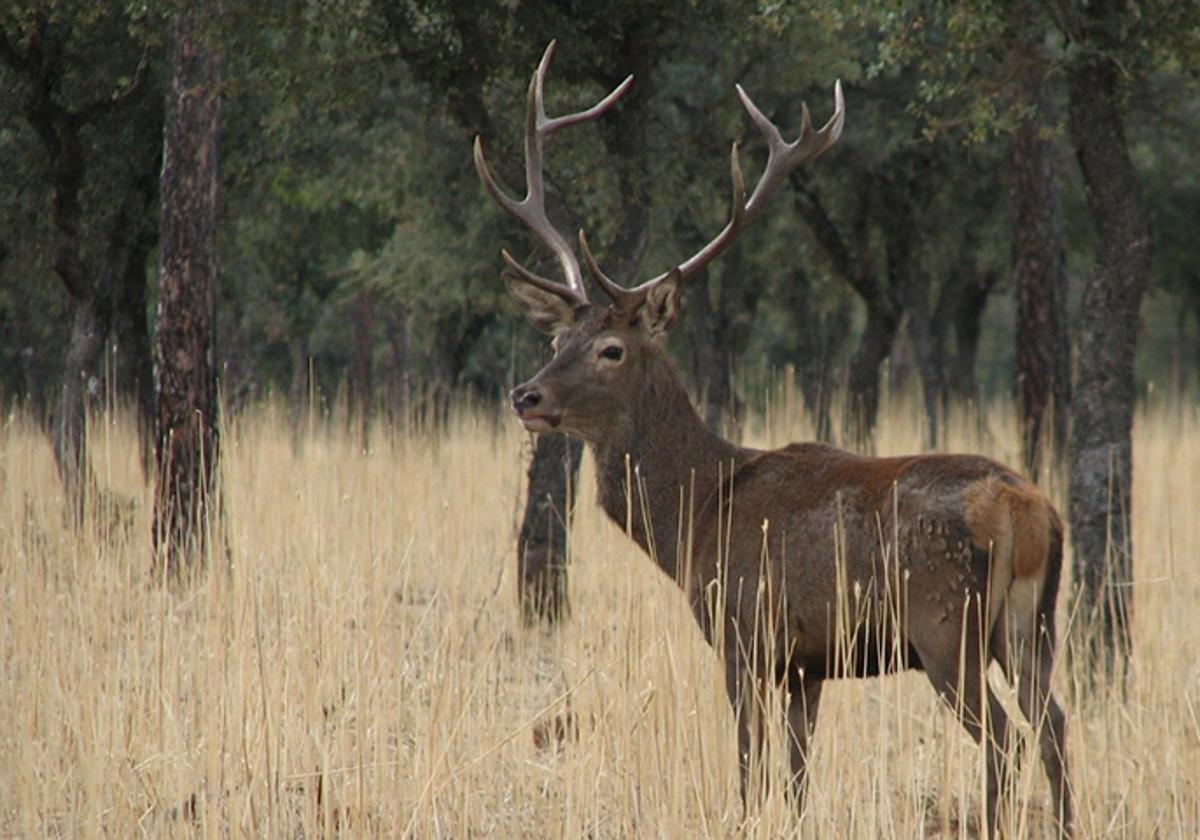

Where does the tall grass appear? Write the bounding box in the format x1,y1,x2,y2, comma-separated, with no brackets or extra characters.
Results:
1,393,1197,837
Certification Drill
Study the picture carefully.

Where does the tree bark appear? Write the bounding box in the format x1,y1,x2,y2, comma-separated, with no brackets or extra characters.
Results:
947,266,997,403
288,332,310,448
846,304,902,449
349,288,374,449
43,93,97,526
1065,42,1151,664
880,154,944,448
384,301,411,429
429,311,491,423
1012,40,1071,477
783,268,850,443
900,286,947,447
114,240,156,477
153,1,221,574
516,431,584,624
110,184,159,480
69,183,155,502
54,298,108,527
14,296,50,425
682,242,755,436
216,280,257,415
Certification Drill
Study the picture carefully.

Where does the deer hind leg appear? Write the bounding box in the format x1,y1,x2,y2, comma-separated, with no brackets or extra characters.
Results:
992,609,1074,837
785,670,823,810
913,616,1013,838
722,645,759,808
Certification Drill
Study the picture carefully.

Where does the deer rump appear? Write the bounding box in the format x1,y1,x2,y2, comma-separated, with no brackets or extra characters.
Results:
685,442,1062,684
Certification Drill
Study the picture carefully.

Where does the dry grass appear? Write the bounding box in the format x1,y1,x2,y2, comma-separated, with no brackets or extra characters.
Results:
1,392,1198,838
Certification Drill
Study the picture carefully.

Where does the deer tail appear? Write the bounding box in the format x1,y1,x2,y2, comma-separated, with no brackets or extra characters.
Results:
965,475,1061,640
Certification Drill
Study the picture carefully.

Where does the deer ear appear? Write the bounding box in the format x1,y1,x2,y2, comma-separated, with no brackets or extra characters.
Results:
504,272,577,334
638,270,682,341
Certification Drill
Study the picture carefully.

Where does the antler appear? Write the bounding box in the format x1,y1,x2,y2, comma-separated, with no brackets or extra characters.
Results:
582,81,845,310
474,41,633,306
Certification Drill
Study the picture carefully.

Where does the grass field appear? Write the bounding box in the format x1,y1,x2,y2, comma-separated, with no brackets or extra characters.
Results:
2,391,1198,838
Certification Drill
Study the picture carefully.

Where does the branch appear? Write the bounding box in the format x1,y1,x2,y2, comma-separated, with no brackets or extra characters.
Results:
70,47,150,129
790,172,878,302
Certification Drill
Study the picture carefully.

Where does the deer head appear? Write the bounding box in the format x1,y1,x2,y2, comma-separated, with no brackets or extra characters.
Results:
474,41,844,442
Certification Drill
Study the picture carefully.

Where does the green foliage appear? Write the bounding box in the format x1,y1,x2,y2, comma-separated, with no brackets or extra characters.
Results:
1,0,1197,411
0,1,164,402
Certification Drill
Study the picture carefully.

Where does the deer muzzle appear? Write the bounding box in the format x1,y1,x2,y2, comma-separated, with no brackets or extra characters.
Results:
510,383,562,432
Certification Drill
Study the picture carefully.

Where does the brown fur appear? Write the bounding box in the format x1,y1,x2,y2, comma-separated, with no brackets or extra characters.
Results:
964,474,1053,579
504,305,1074,836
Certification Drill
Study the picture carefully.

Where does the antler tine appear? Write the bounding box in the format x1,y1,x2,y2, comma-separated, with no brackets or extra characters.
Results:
498,249,581,299
606,80,843,297
737,79,844,219
474,40,633,307
579,229,639,309
538,42,634,136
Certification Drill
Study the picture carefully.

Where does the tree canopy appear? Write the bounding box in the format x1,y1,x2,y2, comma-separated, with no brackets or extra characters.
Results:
1,1,1196,418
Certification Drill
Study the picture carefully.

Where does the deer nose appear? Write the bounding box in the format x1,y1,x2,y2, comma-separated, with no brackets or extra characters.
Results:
510,384,542,414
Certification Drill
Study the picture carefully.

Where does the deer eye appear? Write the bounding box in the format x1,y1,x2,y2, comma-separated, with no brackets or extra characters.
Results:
599,344,624,362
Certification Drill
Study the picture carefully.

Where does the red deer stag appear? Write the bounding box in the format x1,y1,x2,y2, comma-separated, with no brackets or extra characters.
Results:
474,41,1073,837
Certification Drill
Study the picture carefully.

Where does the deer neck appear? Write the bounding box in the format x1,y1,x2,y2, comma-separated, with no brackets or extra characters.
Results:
590,353,747,581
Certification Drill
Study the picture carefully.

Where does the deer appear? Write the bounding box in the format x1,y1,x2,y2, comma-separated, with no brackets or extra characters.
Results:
474,41,1073,837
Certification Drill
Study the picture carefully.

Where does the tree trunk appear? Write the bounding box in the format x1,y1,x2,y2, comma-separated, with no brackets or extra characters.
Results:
846,303,901,450
786,270,826,440
674,216,755,436
720,245,760,438
947,266,997,403
288,332,310,448
595,37,651,286
516,431,584,624
792,174,902,449
4,265,50,424
784,268,849,443
348,288,374,449
429,311,491,424
683,274,728,431
684,260,755,436
54,298,107,527
787,271,821,426
217,287,258,415
1012,41,1071,477
881,159,943,447
44,103,96,525
384,301,411,429
903,298,948,448
153,1,221,575
3,12,155,513
18,329,49,427
112,206,157,480
1065,46,1151,664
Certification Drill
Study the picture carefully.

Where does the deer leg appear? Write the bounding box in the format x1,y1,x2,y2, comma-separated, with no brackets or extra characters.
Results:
916,627,1012,838
994,620,1073,838
722,650,757,806
785,670,822,809
723,627,791,809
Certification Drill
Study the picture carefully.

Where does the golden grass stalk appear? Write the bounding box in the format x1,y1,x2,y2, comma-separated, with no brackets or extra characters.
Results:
1,395,1197,837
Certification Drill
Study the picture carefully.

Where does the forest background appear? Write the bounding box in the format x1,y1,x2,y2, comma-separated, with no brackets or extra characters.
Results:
1,1,1198,631
3,2,1200,835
